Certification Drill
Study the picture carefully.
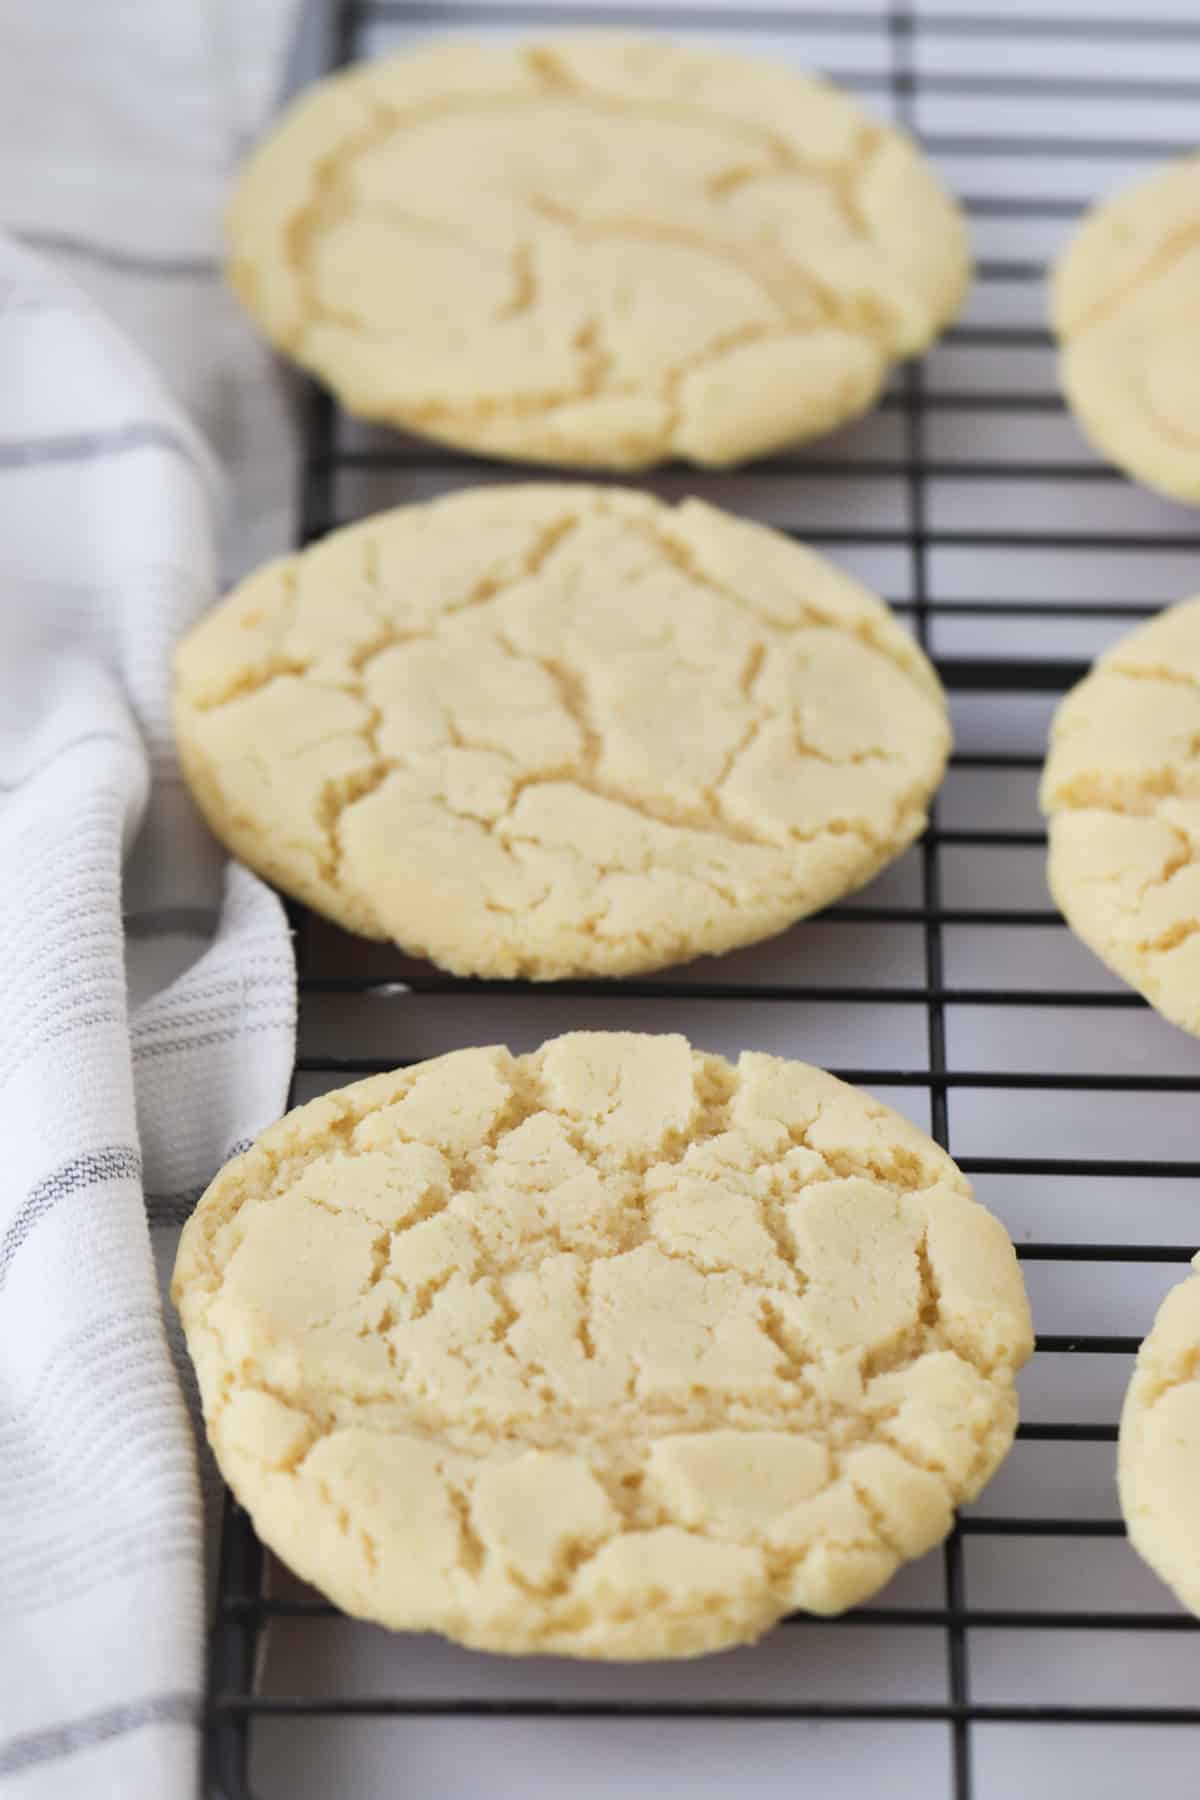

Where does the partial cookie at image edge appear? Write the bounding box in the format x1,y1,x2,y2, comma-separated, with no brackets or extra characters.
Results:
1040,593,1200,1037
1120,1255,1200,1619
1051,151,1200,504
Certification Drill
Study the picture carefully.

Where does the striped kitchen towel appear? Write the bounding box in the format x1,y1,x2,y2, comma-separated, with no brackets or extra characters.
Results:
0,5,300,1795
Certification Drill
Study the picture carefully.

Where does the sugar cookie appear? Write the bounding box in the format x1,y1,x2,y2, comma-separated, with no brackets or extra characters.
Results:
1041,596,1200,1034
173,1033,1032,1656
1120,1255,1200,1617
228,33,970,468
174,485,950,980
1052,153,1200,503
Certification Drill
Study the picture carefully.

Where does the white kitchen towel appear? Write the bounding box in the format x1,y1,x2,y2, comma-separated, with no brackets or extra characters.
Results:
0,4,301,1796
0,0,301,580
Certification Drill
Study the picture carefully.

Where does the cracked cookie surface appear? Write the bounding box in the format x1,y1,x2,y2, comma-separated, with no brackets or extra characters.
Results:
174,484,950,980
1120,1255,1200,1617
228,32,970,468
172,1031,1033,1657
1051,153,1200,503
1040,596,1200,1035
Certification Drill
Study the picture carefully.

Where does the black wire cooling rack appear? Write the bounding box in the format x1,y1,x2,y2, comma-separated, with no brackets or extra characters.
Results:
206,3,1200,1796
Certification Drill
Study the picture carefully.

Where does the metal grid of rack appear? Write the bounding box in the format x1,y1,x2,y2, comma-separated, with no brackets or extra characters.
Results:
206,3,1200,1795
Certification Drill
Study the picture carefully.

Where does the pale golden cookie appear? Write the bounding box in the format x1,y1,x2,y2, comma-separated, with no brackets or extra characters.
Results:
1040,597,1200,1035
1052,153,1200,503
173,1032,1032,1657
174,485,950,981
1120,1255,1200,1617
228,32,970,468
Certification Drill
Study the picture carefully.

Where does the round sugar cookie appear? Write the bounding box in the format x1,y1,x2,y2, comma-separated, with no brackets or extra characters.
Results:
1052,153,1200,503
1120,1255,1200,1617
227,32,971,469
1041,597,1200,1035
173,1032,1033,1657
173,485,951,981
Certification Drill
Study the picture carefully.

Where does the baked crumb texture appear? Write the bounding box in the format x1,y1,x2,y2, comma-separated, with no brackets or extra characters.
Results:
227,33,971,467
1052,151,1200,504
1120,1255,1200,1618
173,1033,1033,1659
1041,595,1200,1036
174,486,950,980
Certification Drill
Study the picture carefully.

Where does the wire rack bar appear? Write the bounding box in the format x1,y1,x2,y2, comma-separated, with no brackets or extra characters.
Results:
357,1,1200,39
211,1695,1200,1725
888,13,974,1790
222,1596,1198,1632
